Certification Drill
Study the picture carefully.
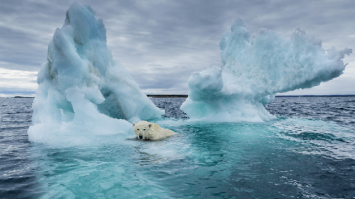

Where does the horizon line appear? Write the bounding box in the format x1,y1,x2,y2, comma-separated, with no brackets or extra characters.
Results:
7,94,355,99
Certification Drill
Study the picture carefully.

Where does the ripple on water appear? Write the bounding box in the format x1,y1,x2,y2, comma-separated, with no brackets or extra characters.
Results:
0,97,355,198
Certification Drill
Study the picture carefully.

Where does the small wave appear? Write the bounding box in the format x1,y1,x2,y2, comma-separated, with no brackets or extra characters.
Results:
0,126,30,131
274,118,355,160
3,111,32,115
283,131,336,142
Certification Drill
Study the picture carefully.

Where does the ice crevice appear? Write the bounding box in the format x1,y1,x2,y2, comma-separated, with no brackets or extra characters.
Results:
181,19,352,122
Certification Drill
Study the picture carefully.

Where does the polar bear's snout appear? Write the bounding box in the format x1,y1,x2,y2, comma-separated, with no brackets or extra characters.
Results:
138,135,143,139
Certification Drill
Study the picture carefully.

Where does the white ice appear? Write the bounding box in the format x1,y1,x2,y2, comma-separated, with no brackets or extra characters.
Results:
181,19,352,122
28,3,164,145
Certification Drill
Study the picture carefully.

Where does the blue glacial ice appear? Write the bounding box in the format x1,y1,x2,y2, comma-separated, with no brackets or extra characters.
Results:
181,19,352,122
28,3,163,144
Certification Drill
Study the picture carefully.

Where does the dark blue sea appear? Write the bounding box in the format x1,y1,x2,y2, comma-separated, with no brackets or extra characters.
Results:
1,97,354,198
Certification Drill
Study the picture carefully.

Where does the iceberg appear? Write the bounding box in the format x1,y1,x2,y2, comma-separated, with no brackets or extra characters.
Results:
181,19,352,122
28,3,163,143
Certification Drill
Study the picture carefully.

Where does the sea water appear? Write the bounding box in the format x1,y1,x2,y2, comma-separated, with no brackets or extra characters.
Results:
1,97,354,198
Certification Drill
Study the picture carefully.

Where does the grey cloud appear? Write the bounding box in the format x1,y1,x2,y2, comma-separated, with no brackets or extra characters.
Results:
0,0,354,95
132,63,198,90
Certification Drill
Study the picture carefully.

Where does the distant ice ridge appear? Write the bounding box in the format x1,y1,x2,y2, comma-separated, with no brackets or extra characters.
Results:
28,3,163,144
181,19,352,122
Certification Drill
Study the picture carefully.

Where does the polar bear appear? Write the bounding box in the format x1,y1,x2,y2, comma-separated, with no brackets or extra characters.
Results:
132,121,177,141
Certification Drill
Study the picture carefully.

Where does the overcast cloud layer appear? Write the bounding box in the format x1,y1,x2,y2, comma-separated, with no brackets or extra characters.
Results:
0,0,354,96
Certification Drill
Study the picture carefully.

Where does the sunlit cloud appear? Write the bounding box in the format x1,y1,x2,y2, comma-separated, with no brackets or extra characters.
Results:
0,67,38,96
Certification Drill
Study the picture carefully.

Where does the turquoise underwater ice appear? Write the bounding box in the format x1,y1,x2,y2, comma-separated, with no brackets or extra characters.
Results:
29,102,355,198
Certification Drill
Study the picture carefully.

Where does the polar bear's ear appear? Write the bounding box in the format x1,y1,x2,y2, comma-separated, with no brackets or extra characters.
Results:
133,122,135,127
148,124,152,128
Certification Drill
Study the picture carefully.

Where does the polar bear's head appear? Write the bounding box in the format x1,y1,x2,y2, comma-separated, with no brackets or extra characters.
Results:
132,121,157,140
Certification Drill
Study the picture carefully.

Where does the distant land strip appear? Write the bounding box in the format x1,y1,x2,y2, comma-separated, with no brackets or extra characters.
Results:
147,95,188,98
12,95,355,98
275,95,355,97
146,94,355,98
14,96,35,98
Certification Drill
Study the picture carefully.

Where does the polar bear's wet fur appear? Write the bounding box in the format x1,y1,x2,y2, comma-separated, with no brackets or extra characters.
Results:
133,121,177,141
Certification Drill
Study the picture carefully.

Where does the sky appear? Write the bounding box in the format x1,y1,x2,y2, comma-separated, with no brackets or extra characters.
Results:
0,0,354,97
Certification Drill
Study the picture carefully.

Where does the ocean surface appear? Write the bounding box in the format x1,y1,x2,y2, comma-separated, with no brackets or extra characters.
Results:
0,97,354,198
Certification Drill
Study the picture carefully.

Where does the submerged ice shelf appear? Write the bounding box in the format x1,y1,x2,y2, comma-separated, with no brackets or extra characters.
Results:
28,3,163,144
181,19,352,122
